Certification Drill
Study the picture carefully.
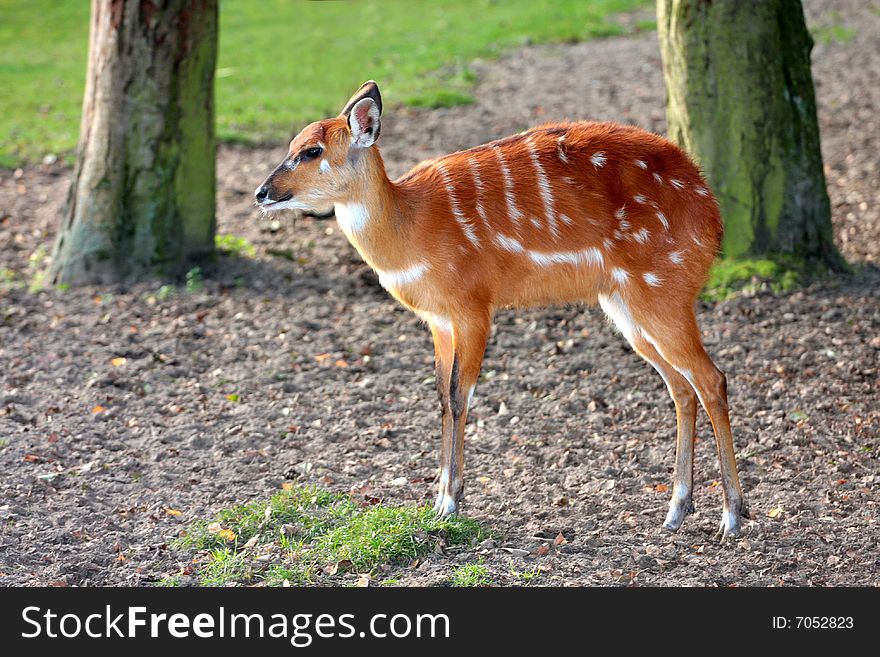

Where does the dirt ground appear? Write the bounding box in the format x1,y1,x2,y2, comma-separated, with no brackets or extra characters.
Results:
0,0,877,587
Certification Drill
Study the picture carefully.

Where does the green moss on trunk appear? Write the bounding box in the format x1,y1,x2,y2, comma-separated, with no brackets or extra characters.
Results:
657,0,843,268
48,0,217,286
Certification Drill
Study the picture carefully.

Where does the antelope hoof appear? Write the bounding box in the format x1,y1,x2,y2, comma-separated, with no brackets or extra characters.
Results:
714,509,743,541
662,497,695,532
433,491,459,518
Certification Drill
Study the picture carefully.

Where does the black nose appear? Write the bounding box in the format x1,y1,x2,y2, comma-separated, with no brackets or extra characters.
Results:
255,185,270,202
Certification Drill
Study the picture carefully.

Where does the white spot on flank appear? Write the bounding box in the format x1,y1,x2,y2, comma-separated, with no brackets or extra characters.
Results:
611,267,630,284
560,214,573,225
319,159,331,174
634,159,647,169
669,251,684,265
334,202,369,234
603,238,614,251
633,194,647,204
526,137,559,238
633,227,650,244
493,145,523,224
614,207,626,221
591,151,607,168
376,262,429,291
437,163,480,248
619,218,631,230
653,172,662,185
530,217,542,228
656,210,669,230
693,235,704,247
599,291,639,344
643,272,662,287
695,186,709,196
613,229,623,240
562,176,576,186
670,178,684,190
495,233,524,253
528,246,604,268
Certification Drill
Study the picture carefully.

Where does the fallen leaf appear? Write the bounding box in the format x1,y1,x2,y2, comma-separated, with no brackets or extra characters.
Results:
535,544,550,556
23,454,42,463
206,522,222,534
165,508,182,517
654,483,668,493
334,359,349,368
767,507,783,518
111,357,127,367
225,393,240,402
91,405,106,414
315,353,332,362
355,575,370,587
217,528,236,541
554,532,568,546
281,482,294,491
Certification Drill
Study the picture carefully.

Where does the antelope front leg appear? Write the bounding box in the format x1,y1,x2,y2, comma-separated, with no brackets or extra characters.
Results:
430,315,489,517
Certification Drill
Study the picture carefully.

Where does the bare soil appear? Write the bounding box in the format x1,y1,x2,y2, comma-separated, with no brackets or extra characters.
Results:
0,0,877,586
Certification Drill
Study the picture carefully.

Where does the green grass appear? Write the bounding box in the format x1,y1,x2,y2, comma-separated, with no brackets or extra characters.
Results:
450,561,491,587
168,484,489,586
702,256,805,302
215,234,256,258
811,12,857,45
0,0,650,167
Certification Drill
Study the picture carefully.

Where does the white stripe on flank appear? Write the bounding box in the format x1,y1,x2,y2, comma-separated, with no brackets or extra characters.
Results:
643,272,662,287
556,135,568,163
377,262,428,291
670,178,684,190
611,267,630,284
495,233,524,253
634,159,647,169
526,136,559,238
653,172,662,185
656,210,669,230
633,194,647,204
591,151,607,168
669,251,684,265
493,145,524,224
633,227,650,244
334,202,369,234
528,247,604,268
437,163,480,248
695,186,709,196
467,157,489,227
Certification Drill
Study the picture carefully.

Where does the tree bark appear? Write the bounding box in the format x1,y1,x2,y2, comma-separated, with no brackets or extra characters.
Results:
49,0,217,285
656,0,842,265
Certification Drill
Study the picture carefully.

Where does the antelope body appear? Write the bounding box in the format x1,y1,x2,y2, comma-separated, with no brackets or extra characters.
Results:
256,81,747,539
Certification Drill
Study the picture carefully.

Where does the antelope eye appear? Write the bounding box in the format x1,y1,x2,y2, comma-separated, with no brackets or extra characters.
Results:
302,146,323,160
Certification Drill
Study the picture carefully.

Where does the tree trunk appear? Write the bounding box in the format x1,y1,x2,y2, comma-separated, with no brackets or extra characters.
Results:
49,0,217,285
656,0,841,265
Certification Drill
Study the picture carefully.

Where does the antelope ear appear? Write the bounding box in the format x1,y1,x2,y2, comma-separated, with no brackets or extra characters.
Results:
348,97,381,148
341,80,383,117
342,81,382,147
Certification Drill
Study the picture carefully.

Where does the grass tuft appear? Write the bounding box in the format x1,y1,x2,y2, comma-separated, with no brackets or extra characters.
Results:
702,255,817,302
451,561,491,587
167,484,489,587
